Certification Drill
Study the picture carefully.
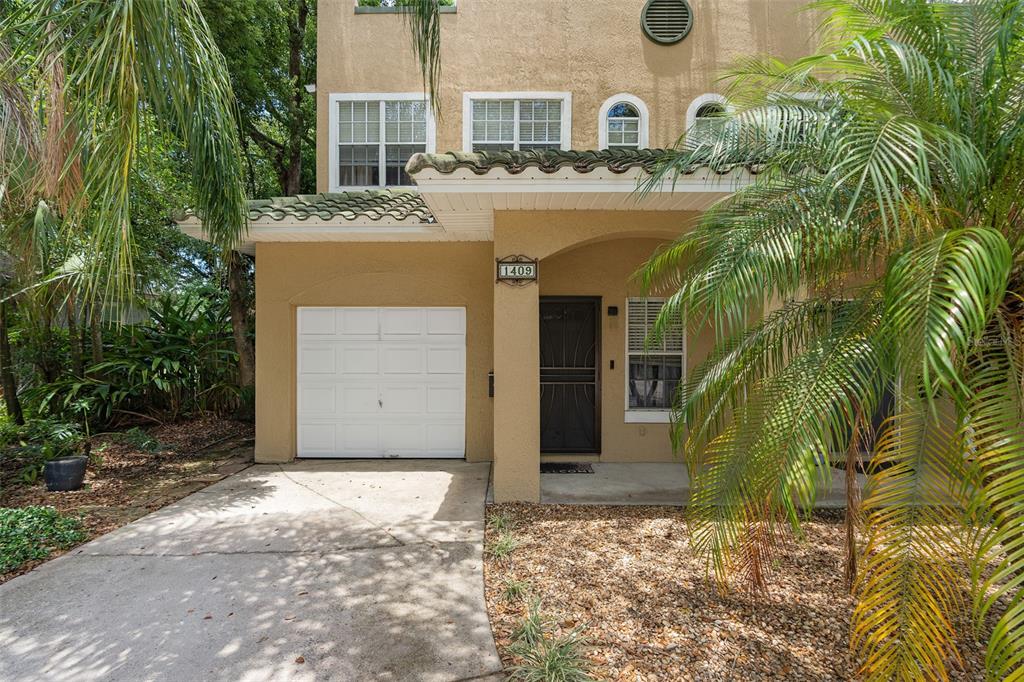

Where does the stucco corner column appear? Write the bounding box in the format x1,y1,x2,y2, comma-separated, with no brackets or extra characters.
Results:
492,251,540,503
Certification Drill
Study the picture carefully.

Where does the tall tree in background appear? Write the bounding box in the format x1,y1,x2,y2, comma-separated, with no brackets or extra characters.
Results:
640,1,1024,679
0,1,250,415
201,0,316,197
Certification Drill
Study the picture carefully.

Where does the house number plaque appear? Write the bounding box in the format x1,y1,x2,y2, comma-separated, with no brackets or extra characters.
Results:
496,255,538,285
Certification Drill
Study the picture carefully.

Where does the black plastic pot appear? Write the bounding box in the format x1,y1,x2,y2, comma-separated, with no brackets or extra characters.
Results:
44,456,88,492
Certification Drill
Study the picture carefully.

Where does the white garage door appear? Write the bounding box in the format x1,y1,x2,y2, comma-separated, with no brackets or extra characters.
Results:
296,307,466,458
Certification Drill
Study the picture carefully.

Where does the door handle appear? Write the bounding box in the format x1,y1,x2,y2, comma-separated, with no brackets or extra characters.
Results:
378,398,383,408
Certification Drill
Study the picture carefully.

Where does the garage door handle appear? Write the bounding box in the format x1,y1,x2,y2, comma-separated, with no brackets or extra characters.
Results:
378,399,383,408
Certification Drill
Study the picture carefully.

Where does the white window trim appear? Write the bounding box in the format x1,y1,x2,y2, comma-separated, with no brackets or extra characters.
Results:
623,297,685,424
462,91,572,152
686,93,728,131
328,92,437,192
598,93,650,149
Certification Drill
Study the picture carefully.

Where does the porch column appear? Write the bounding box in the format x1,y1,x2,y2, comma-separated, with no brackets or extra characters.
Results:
492,236,540,502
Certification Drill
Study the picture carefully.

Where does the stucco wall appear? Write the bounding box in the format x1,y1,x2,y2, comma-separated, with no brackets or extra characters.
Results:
254,241,494,463
540,237,714,462
316,0,816,191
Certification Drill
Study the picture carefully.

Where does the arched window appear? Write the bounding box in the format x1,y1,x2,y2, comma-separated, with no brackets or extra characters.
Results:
598,94,649,149
686,94,728,141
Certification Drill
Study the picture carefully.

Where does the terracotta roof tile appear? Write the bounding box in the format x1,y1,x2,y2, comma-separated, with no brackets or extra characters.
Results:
406,148,760,176
245,190,434,223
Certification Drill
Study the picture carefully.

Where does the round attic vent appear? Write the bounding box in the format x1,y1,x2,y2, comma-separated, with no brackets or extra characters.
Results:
642,0,693,45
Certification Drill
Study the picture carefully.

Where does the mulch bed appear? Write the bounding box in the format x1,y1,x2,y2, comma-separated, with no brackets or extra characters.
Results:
484,504,992,681
0,417,254,584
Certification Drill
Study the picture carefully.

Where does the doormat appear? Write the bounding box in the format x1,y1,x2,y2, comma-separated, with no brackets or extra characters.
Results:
540,462,594,474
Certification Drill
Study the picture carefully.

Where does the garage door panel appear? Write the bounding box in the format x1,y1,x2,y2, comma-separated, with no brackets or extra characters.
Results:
298,346,336,375
381,385,424,414
298,308,336,336
381,424,424,453
341,386,379,414
427,386,463,414
339,308,379,337
298,423,336,453
341,346,379,375
298,386,336,416
382,347,424,374
427,347,464,374
381,308,423,337
339,423,379,453
297,307,465,459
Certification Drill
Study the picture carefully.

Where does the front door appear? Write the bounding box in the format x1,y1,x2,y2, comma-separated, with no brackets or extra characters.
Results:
539,297,600,453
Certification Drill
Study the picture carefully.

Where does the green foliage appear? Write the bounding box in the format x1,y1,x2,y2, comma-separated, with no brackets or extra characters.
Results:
487,510,513,532
508,600,593,682
0,419,85,486
30,292,240,425
111,427,164,454
638,0,1024,678
487,531,519,560
357,0,455,7
0,506,86,573
501,577,532,603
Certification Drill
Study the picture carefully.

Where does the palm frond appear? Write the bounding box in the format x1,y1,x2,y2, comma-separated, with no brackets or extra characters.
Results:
852,404,969,682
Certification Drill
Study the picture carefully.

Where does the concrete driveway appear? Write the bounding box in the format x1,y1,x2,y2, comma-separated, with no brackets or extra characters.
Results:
0,460,503,682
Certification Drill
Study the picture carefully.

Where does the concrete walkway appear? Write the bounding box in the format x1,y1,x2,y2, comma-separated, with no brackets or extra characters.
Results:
0,461,503,682
537,462,867,506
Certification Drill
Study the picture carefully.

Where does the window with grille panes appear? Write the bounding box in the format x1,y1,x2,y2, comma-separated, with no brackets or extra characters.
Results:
690,101,726,143
337,99,427,187
606,102,641,148
626,298,685,411
471,99,562,152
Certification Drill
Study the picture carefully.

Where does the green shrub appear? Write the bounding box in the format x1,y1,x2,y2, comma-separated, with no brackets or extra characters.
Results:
502,577,531,603
112,427,164,453
0,419,86,485
487,531,519,560
487,510,513,532
0,506,87,572
357,0,455,7
508,600,593,682
30,292,240,425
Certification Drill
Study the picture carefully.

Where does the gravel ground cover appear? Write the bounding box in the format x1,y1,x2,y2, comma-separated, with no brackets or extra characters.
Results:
484,504,992,681
0,417,253,583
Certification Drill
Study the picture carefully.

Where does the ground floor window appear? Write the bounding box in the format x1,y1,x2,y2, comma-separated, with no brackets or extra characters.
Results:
626,297,685,416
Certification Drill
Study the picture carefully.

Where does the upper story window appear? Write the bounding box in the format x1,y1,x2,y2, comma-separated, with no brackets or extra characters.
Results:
462,92,572,153
329,93,436,190
598,94,650,149
685,93,728,143
625,297,684,422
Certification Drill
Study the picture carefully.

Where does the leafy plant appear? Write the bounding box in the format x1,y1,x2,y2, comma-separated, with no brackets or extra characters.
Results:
0,419,86,485
638,0,1024,679
29,292,240,425
502,577,532,603
487,531,519,560
0,506,86,572
508,600,593,682
488,510,513,532
112,427,164,454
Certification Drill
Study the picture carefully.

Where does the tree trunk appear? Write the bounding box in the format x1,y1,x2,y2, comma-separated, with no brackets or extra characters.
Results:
282,0,308,195
844,410,863,591
89,300,103,366
227,250,255,390
0,300,24,425
66,289,84,376
36,303,58,383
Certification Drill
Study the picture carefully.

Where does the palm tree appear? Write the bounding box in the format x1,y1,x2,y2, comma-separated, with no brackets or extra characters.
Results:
640,1,1024,679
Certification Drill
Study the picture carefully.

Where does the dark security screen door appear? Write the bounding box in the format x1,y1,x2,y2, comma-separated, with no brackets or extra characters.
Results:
540,297,600,453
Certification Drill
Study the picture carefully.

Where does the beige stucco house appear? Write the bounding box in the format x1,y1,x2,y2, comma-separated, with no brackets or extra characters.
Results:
180,0,816,502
